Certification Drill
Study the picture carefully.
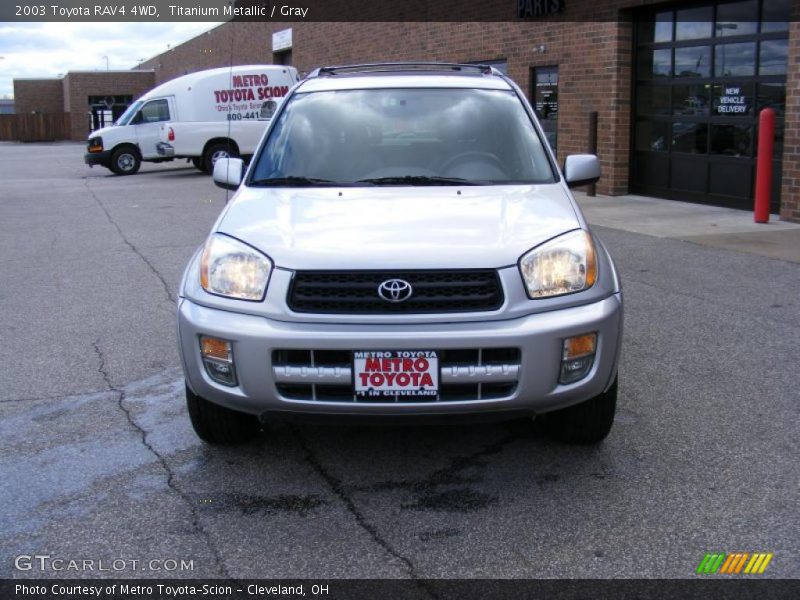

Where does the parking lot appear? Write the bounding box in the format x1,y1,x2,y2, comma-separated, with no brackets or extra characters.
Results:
0,142,797,579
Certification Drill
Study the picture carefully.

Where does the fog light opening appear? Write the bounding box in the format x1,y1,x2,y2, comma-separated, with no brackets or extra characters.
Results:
560,333,597,384
200,336,237,386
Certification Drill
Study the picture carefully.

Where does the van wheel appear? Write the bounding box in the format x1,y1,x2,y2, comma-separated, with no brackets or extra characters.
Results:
546,376,617,444
110,146,141,175
203,143,238,174
186,385,260,445
191,156,207,172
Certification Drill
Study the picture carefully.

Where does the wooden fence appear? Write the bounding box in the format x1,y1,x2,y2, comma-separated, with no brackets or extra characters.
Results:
0,113,72,142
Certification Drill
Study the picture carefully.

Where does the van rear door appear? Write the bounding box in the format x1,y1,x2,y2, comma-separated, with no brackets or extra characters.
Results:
133,97,174,159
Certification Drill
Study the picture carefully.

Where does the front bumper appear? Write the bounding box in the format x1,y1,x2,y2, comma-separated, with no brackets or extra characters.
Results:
84,149,112,167
178,293,623,419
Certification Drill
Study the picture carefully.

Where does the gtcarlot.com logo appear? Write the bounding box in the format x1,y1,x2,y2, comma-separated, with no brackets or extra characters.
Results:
14,554,194,572
696,552,773,575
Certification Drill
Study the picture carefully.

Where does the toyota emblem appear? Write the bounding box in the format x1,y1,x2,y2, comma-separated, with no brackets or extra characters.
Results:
377,278,413,303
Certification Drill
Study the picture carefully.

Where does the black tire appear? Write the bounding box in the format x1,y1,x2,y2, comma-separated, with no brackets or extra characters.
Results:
109,146,141,175
203,142,238,174
191,156,207,172
546,376,617,444
186,384,260,444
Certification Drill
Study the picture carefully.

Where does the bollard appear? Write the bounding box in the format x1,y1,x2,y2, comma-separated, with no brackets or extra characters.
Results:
754,108,775,223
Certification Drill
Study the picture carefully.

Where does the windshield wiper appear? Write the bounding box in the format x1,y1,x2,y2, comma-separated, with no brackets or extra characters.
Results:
249,176,338,187
355,175,480,186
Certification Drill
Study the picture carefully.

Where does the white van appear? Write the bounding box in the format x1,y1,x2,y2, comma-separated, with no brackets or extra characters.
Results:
84,65,299,175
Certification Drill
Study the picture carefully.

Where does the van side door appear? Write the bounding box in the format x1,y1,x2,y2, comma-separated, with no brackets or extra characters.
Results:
132,97,174,159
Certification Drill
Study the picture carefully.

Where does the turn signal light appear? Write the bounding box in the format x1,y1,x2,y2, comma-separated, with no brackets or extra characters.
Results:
560,333,597,385
199,336,237,386
563,333,597,360
200,336,232,361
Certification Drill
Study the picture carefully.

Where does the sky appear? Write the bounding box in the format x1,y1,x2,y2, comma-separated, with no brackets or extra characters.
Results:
0,22,225,98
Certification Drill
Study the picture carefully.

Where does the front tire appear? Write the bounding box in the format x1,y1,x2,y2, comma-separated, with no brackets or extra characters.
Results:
186,385,260,444
546,376,617,444
203,142,238,174
110,146,141,175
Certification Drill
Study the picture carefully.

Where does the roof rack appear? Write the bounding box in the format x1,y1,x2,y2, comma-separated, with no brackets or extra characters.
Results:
310,62,495,78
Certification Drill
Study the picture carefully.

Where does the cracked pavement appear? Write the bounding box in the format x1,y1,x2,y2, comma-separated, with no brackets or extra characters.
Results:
0,143,798,579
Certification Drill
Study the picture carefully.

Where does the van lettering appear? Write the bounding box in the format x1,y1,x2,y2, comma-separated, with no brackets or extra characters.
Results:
232,74,270,88
213,89,256,103
257,86,289,100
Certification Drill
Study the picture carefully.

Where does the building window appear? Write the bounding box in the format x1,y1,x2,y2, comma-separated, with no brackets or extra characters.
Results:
88,95,133,131
273,50,292,66
532,66,558,152
716,0,759,36
759,39,788,75
675,7,713,40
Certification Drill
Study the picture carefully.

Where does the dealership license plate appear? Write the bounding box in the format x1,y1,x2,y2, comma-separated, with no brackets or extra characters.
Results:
353,351,439,399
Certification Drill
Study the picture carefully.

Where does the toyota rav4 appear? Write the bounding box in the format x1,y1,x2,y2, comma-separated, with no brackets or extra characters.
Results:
177,63,623,445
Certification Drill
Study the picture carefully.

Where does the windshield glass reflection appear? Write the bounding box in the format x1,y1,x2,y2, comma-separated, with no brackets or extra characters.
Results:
250,88,555,186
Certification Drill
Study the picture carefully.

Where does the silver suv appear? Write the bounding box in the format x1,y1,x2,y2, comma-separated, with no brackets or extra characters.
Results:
177,63,623,445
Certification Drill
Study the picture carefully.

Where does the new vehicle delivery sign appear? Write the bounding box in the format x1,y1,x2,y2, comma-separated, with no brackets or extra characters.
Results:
354,351,439,399
213,73,289,120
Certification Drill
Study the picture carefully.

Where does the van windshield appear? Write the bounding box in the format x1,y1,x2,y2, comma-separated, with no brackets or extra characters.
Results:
115,100,144,126
250,88,555,186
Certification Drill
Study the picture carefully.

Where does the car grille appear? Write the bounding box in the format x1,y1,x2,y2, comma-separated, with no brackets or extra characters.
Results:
287,269,503,314
272,348,520,403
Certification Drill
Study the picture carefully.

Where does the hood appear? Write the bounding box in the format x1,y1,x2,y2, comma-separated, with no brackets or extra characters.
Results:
87,125,118,140
217,184,581,270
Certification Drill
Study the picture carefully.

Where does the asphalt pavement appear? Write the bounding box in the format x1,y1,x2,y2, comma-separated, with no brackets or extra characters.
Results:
0,142,797,580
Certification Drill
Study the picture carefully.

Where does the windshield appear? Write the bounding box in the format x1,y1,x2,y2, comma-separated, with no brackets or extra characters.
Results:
250,88,555,186
115,100,144,126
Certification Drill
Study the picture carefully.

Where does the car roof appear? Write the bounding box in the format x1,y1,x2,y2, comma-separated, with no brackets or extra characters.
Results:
297,63,514,93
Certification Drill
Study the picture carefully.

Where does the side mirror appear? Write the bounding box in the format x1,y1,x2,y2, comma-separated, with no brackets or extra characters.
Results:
213,158,244,191
564,154,601,188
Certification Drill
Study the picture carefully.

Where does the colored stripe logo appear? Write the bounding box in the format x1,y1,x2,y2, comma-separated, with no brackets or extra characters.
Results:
697,552,773,574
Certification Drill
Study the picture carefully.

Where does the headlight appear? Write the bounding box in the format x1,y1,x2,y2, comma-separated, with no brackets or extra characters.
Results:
200,234,273,301
519,230,597,299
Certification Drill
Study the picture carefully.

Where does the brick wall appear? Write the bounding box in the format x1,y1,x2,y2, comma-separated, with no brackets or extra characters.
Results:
13,79,64,115
779,16,800,222
62,71,155,140
138,22,270,81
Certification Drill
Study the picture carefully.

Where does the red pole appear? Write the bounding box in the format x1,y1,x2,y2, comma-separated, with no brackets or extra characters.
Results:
754,108,775,223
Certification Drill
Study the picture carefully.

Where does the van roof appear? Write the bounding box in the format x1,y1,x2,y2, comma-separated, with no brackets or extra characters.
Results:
160,64,295,85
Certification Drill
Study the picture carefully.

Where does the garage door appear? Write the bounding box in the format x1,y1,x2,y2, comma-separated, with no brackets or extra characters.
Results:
631,0,789,211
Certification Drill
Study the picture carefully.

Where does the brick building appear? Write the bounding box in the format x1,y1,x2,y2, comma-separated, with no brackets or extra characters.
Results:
13,71,155,141
13,0,800,221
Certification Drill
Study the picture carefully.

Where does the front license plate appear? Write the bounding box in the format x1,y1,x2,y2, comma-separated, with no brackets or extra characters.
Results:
354,351,439,399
